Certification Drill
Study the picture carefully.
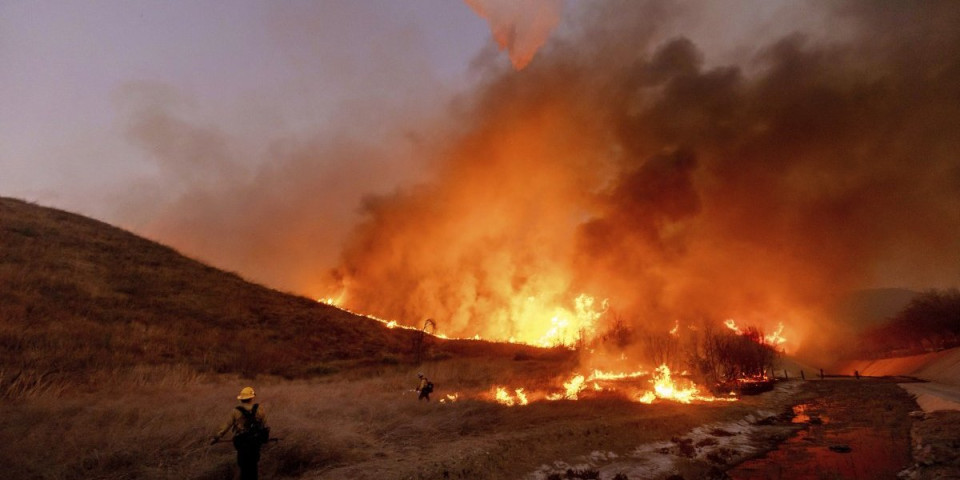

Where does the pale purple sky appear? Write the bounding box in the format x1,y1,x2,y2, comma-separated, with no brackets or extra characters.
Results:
1,1,494,218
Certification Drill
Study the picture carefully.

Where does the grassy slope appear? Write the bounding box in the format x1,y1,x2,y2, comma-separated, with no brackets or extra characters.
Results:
0,197,547,395
0,357,761,480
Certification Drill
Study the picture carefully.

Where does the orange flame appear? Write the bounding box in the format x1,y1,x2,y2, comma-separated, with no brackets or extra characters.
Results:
494,387,529,406
322,292,608,347
546,374,586,400
724,318,789,350
764,322,787,347
724,318,742,334
636,364,737,404
587,369,648,381
439,393,460,404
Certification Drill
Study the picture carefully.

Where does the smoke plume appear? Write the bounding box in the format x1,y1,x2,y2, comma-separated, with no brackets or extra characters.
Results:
111,1,960,363
329,0,960,359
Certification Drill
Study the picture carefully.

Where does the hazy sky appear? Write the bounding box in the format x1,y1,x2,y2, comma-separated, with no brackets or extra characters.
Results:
1,1,488,214
1,0,822,218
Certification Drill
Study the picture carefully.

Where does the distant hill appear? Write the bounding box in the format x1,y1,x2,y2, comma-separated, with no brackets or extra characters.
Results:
835,288,919,331
0,197,546,389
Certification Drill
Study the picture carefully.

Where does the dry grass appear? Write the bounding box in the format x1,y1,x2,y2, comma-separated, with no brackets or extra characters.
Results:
0,197,553,400
1,358,766,480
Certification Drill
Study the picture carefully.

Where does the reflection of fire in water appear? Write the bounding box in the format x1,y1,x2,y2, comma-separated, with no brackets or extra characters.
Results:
791,403,829,424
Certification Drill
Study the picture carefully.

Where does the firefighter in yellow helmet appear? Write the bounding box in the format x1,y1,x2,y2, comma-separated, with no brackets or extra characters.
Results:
211,386,270,480
416,372,434,401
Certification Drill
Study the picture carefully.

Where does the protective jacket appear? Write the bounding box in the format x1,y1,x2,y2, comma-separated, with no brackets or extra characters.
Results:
216,403,267,440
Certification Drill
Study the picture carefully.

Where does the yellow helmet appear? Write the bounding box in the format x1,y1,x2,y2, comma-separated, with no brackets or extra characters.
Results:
237,386,256,400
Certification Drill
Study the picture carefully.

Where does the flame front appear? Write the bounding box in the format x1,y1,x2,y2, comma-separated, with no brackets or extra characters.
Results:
725,318,790,351
490,363,734,407
494,387,529,406
643,365,697,404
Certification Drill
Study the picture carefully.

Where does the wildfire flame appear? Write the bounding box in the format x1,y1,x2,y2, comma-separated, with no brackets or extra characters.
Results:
323,295,775,408
640,365,697,404
765,322,787,347
494,387,529,406
491,364,735,407
546,374,586,400
317,297,342,307
529,294,607,347
587,369,648,381
723,318,742,335
322,291,608,348
724,318,789,350
439,393,460,404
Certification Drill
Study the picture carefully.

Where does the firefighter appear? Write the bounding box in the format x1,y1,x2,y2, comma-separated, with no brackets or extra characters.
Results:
211,386,270,480
416,372,433,401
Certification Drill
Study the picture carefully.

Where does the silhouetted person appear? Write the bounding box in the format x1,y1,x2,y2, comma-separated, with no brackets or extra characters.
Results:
820,368,824,380
416,372,433,401
855,370,860,380
801,370,805,380
212,386,270,480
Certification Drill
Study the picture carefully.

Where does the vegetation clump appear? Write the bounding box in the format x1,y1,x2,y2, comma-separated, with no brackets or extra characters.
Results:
858,289,960,358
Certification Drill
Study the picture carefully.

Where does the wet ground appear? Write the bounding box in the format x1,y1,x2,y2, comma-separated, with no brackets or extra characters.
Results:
899,409,960,479
524,377,960,480
727,378,916,480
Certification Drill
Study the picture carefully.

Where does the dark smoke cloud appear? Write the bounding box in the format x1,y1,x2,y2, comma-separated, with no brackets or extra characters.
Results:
330,0,960,356
108,1,960,361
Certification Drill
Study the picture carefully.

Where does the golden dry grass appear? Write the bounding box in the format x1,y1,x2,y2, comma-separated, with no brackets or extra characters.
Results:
1,358,773,480
0,196,551,400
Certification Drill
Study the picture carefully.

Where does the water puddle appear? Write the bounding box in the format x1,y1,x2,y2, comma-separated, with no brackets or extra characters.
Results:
728,395,911,479
790,403,829,425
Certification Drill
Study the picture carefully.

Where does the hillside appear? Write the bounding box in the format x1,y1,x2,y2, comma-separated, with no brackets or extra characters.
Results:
834,288,919,330
0,197,545,393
